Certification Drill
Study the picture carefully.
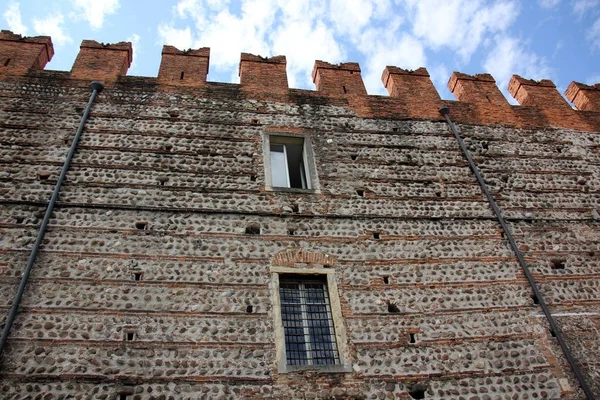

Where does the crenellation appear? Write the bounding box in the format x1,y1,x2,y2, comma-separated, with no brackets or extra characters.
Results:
239,53,288,96
312,60,367,96
448,72,519,127
508,74,596,131
1,29,600,398
565,81,600,112
381,66,442,120
70,40,132,82
0,30,53,75
158,45,210,87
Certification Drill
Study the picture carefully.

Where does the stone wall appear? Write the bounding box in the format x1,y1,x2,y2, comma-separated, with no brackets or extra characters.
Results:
0,31,599,399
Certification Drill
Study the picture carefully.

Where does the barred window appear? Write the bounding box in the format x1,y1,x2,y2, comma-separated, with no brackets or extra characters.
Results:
279,275,340,366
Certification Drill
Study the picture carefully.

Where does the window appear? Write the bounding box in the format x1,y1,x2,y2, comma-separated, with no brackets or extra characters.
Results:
279,275,340,366
270,266,350,373
263,134,319,192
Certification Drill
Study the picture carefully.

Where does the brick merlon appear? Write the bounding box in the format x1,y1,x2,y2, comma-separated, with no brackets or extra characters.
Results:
80,40,133,67
240,53,286,64
508,74,556,100
0,30,54,65
238,52,288,93
311,61,361,82
158,45,210,86
381,67,430,90
447,72,495,93
162,45,210,58
565,81,600,111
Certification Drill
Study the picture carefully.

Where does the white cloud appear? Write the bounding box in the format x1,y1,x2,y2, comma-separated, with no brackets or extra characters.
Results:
33,13,72,47
205,0,231,11
158,24,193,49
350,15,425,94
428,62,452,98
538,0,560,8
3,2,27,35
586,74,600,84
363,33,427,95
406,0,519,63
159,0,282,82
266,0,346,88
175,0,229,22
329,0,374,36
177,0,204,19
588,16,600,50
276,0,328,22
155,0,524,93
271,19,345,88
483,34,552,103
71,0,120,30
573,0,599,16
176,0,205,26
127,33,141,72
191,0,277,73
328,0,396,38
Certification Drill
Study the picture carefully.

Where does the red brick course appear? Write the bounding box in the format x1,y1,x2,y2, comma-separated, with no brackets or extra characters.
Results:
312,60,367,96
158,45,210,87
1,29,600,131
0,30,53,75
565,81,600,112
239,53,288,95
70,40,132,83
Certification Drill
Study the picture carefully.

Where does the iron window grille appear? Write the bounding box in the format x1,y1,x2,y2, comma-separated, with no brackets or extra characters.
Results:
279,275,340,366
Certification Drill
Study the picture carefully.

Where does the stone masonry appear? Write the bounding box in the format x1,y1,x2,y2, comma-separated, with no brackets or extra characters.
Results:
0,30,599,399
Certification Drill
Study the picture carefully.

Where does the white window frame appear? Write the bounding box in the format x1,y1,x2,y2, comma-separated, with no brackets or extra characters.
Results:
270,266,351,373
263,133,320,193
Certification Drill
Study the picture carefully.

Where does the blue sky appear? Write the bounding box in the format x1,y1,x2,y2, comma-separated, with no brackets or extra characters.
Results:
3,0,600,102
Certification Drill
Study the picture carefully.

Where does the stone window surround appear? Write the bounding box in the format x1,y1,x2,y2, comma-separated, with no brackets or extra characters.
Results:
270,265,351,373
262,132,321,194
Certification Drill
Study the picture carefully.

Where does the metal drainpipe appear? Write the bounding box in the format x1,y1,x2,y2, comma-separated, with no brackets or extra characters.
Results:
0,81,104,360
439,106,596,399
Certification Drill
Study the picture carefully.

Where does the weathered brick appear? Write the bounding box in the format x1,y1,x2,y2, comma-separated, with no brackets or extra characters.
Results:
0,29,599,399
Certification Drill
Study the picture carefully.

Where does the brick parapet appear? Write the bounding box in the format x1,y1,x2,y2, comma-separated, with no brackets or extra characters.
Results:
508,74,594,130
565,81,600,112
447,72,521,126
239,53,288,96
0,30,54,75
379,66,442,120
312,60,367,96
2,30,600,131
158,45,210,87
70,39,132,82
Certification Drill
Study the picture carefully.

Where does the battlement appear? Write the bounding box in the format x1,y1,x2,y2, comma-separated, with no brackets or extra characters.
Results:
0,30,599,131
565,81,600,112
0,30,53,75
71,40,132,82
312,61,367,96
158,45,210,86
239,53,288,94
